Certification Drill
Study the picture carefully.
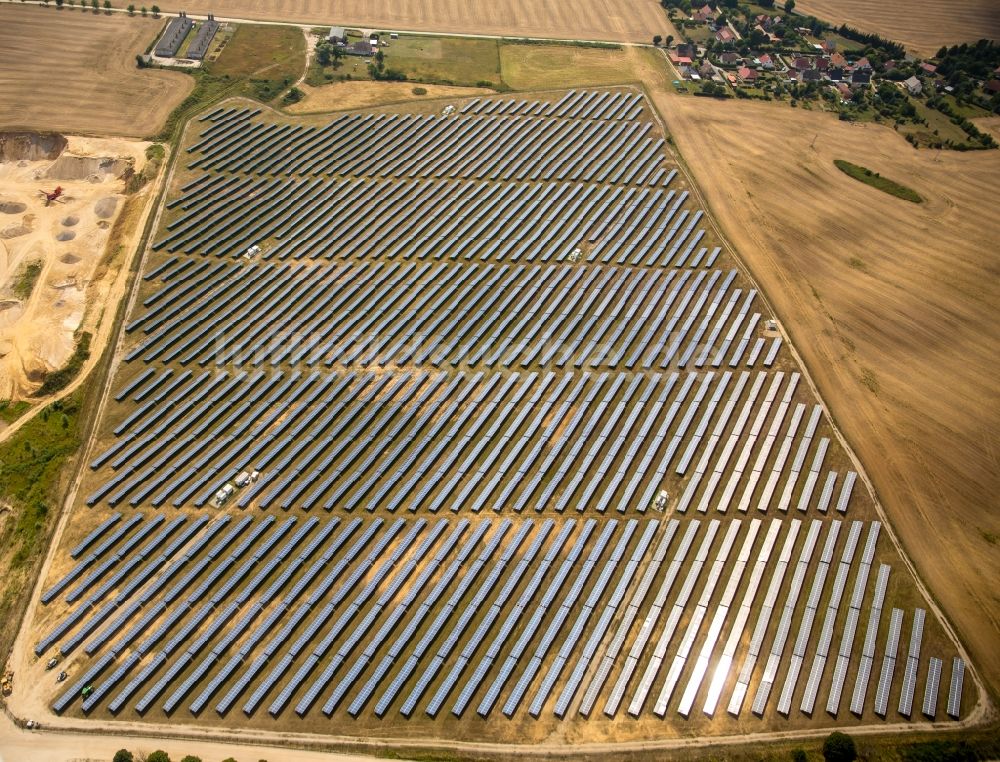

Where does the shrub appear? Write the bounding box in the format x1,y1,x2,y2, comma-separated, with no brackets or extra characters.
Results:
146,751,170,762
823,732,857,762
113,751,134,762
179,756,202,762
412,86,427,95
792,750,808,762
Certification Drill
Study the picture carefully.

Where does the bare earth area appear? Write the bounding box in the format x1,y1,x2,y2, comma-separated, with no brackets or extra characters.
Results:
0,6,192,138
0,135,153,400
795,0,1000,55
641,66,1000,696
157,0,669,42
286,81,494,114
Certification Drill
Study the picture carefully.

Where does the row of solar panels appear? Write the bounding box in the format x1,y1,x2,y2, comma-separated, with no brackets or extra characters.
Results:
461,89,644,121
90,364,844,518
158,173,691,266
45,514,965,722
184,108,666,186
127,262,760,373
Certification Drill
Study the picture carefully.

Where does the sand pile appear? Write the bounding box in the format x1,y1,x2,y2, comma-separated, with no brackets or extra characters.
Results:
0,132,67,162
61,215,79,227
60,253,81,264
46,155,130,181
55,230,75,242
0,201,26,214
94,197,118,219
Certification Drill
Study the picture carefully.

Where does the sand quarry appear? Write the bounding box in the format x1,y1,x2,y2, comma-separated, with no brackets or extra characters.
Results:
0,132,148,400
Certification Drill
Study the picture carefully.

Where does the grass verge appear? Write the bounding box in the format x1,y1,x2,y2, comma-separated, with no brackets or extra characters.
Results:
12,260,43,301
834,159,923,203
0,391,85,659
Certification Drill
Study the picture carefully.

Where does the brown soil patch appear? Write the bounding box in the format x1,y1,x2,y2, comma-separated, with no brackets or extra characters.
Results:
156,0,668,42
0,6,193,137
0,201,26,215
0,135,152,399
641,65,1000,694
795,0,1000,56
286,81,495,114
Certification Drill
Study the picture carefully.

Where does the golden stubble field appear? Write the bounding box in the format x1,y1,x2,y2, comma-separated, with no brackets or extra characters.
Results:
795,0,1000,55
0,6,192,137
638,70,1000,696
155,0,671,42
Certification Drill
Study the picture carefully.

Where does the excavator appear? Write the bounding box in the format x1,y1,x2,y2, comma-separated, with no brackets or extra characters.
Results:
38,186,63,206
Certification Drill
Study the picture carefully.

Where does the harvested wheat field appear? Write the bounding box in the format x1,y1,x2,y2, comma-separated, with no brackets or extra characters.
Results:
641,76,1000,696
795,0,1000,55
285,82,494,114
0,6,192,137
157,0,671,42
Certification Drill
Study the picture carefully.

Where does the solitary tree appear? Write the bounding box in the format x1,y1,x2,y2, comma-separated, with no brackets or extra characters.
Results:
55,0,64,7
140,4,147,14
666,34,674,47
112,751,134,762
653,34,662,46
127,2,134,11
822,732,857,762
104,0,111,11
150,3,159,15
146,751,171,762
91,0,99,11
784,0,795,12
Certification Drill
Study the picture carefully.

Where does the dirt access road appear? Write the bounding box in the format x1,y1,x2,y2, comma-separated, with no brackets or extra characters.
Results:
630,48,1000,699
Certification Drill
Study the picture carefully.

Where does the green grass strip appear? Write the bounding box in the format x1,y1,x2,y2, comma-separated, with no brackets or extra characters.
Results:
834,159,923,203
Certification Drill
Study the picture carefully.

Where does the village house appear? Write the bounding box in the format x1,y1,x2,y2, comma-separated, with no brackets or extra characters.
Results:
716,26,737,44
904,75,923,95
692,4,715,22
737,66,759,83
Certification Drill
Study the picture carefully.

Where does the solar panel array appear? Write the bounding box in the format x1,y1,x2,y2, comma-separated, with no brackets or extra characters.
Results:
41,508,965,727
40,90,969,738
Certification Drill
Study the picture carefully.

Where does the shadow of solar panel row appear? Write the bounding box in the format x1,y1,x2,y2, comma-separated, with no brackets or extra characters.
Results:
125,263,760,370
183,108,664,182
155,173,703,264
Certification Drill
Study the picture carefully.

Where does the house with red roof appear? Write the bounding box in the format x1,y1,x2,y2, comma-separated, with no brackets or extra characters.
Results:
716,26,737,43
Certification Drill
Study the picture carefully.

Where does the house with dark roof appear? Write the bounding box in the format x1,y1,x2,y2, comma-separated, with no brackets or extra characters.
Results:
851,69,872,86
802,69,822,83
719,51,740,66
